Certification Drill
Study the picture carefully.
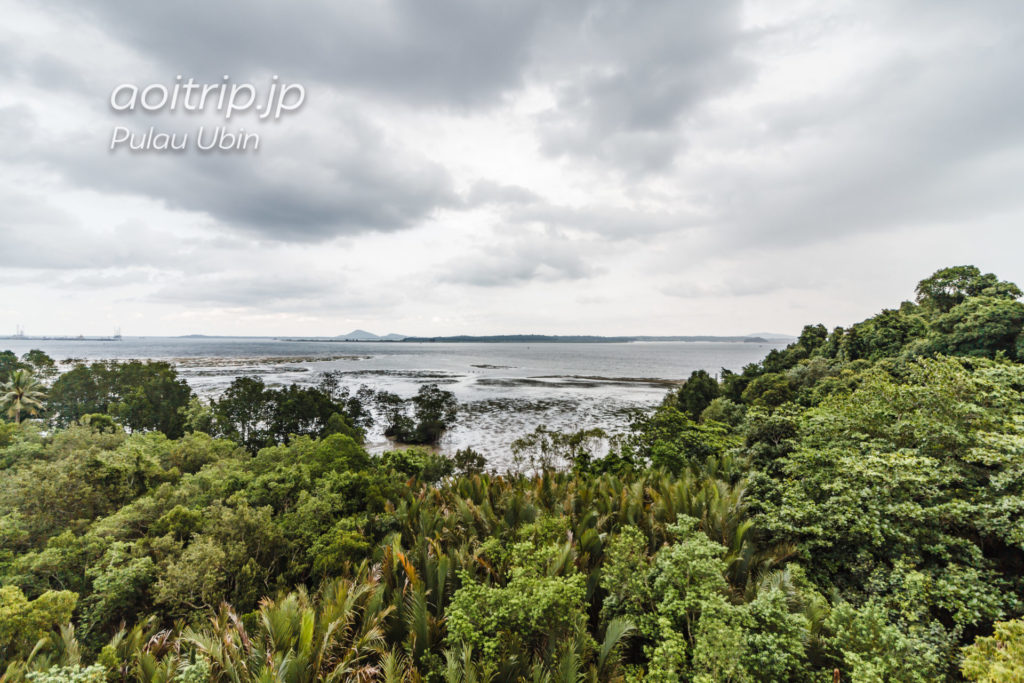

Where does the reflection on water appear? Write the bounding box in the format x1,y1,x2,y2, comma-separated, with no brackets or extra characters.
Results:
0,337,787,468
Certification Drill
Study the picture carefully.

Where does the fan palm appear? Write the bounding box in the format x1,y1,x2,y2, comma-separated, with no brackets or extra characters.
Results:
1,369,46,424
185,574,393,683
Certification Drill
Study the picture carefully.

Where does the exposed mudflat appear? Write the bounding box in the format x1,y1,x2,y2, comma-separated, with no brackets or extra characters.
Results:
6,337,788,467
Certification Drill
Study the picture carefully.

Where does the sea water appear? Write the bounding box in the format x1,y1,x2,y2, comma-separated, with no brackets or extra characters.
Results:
0,337,787,467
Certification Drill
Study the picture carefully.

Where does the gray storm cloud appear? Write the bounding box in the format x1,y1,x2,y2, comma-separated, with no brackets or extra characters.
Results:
0,0,1022,335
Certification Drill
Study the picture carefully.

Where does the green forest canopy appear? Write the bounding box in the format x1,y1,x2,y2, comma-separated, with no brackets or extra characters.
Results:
0,265,1022,682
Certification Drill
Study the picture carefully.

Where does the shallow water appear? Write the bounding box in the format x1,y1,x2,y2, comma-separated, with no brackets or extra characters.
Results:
1,337,786,467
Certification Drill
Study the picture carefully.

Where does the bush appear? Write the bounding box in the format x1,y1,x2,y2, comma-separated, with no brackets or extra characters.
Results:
961,618,1024,682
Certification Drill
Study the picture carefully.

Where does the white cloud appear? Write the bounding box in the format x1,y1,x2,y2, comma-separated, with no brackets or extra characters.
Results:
0,0,1020,336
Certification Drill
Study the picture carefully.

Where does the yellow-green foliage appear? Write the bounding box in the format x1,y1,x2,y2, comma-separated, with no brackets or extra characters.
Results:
962,618,1024,683
25,664,105,683
446,541,591,665
0,585,77,664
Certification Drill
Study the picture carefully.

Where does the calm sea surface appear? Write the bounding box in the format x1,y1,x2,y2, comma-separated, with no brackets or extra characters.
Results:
0,337,787,466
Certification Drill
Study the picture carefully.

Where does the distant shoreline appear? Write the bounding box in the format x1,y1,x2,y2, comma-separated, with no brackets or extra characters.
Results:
279,335,775,344
0,335,122,342
0,334,793,344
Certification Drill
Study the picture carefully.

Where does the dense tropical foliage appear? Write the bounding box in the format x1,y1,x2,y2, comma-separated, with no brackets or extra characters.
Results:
0,265,1022,681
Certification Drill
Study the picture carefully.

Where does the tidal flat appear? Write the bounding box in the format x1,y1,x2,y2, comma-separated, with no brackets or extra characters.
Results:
2,336,788,466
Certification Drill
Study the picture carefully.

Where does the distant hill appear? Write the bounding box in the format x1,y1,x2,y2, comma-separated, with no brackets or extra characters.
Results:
400,334,770,344
336,329,379,340
333,330,408,341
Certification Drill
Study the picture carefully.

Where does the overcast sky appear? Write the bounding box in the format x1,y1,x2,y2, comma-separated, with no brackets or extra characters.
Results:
1,0,1022,337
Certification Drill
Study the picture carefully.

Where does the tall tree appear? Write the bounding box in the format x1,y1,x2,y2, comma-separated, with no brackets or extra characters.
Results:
410,383,458,445
48,361,192,437
915,265,1021,313
0,350,26,383
21,349,57,382
675,369,720,420
1,369,46,424
267,384,344,444
213,376,271,453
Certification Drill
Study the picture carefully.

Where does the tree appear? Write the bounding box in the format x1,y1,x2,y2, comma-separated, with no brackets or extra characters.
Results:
446,542,591,673
823,601,941,682
620,407,739,474
675,370,720,420
915,265,1021,314
0,585,78,664
267,384,343,444
179,397,215,434
961,618,1024,682
374,390,414,441
317,373,374,433
700,397,746,427
840,308,928,361
453,447,487,475
47,361,192,436
21,350,57,383
324,412,363,442
721,367,756,402
796,324,828,355
46,364,109,424
0,350,27,383
756,357,1024,665
108,362,192,437
510,425,607,473
410,383,458,445
740,372,794,407
928,295,1024,359
373,384,458,445
213,376,271,453
1,369,46,424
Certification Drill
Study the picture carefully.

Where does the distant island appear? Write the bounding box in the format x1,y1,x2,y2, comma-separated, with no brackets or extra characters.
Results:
0,330,790,343
399,334,773,343
273,330,788,344
336,329,409,341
